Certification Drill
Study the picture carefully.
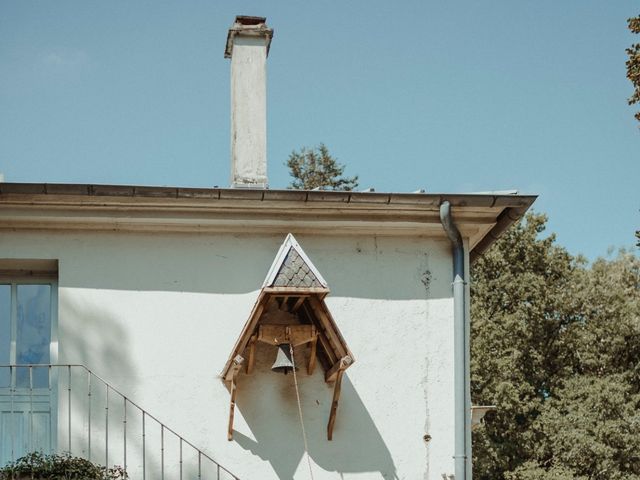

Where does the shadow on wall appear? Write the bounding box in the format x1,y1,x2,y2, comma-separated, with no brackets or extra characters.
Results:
59,284,237,479
232,343,399,480
59,294,143,473
60,294,134,381
58,233,293,295
52,232,452,301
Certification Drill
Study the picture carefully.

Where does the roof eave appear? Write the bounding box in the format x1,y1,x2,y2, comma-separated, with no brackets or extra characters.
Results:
0,183,536,259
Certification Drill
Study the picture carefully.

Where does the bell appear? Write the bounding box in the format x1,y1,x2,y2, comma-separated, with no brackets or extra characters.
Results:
271,344,297,375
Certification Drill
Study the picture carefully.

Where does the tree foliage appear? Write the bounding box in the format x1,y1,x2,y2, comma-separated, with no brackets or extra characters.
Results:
627,15,640,124
471,213,640,479
286,144,358,191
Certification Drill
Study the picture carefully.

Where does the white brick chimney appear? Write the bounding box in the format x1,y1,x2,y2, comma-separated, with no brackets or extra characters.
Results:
225,16,273,188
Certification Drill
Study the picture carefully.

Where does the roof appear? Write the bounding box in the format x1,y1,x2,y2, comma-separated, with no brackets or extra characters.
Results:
272,249,323,288
263,233,327,288
0,183,536,261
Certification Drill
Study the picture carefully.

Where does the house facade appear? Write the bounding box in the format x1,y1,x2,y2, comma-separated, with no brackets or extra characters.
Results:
0,16,535,480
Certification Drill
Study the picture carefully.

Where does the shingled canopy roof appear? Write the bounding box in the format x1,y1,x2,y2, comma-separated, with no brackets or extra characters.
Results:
263,233,327,289
271,248,324,288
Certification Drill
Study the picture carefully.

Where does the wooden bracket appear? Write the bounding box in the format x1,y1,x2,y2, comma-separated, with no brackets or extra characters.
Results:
325,356,352,383
325,356,353,440
327,368,345,440
227,355,244,441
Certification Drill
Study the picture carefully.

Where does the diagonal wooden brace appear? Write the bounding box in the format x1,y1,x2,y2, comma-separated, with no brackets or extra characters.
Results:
325,355,352,383
227,355,244,441
327,368,345,441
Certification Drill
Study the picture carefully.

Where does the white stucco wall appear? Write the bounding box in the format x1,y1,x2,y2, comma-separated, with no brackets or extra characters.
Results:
1,230,457,479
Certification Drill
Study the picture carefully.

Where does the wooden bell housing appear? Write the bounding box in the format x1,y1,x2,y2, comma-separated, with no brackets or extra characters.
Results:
221,234,354,441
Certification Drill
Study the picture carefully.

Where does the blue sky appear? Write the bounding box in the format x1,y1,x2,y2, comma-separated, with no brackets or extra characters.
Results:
0,1,638,260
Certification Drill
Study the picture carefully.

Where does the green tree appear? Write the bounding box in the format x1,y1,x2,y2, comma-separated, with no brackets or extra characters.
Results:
510,375,640,480
471,214,640,479
628,14,640,248
627,15,640,124
471,213,583,479
286,144,358,191
572,251,640,384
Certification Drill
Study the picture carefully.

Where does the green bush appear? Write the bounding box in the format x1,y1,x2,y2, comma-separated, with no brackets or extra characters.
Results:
0,452,127,479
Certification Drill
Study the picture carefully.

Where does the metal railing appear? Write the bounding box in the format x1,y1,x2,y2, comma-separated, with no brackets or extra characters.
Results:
0,364,239,479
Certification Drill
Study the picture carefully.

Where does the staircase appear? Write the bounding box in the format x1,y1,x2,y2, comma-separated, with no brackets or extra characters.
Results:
0,364,239,479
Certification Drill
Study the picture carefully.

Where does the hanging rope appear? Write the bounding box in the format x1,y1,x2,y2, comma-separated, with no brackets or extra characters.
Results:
289,343,315,480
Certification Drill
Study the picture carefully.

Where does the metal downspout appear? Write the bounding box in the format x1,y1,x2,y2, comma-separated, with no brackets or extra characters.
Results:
440,201,469,480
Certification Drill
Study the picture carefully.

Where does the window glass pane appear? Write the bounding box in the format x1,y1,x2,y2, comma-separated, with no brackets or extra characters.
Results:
16,285,51,387
0,285,10,387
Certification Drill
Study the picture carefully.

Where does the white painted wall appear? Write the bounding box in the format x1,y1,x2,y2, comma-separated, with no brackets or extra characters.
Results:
0,230,458,479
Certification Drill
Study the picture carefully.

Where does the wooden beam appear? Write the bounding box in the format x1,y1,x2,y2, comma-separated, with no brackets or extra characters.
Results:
227,377,237,441
258,324,315,347
327,369,344,441
325,356,353,383
308,334,317,375
238,299,266,354
226,355,243,441
280,296,289,311
315,329,337,367
264,294,276,309
307,296,347,359
246,335,257,375
291,296,306,312
221,291,268,380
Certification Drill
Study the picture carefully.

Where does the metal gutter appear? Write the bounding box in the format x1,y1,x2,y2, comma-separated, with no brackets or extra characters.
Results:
0,182,535,208
439,200,469,480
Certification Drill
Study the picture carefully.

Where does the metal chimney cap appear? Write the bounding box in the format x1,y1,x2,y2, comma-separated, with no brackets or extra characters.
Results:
235,15,267,26
224,15,274,59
